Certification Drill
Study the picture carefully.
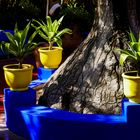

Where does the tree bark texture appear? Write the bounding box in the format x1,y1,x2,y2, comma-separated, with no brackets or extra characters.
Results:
38,0,139,114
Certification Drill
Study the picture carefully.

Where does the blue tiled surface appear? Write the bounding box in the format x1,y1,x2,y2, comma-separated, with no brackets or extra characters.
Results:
3,88,140,140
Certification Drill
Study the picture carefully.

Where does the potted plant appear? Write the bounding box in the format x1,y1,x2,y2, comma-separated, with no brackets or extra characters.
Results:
32,16,72,69
115,30,140,103
0,22,38,91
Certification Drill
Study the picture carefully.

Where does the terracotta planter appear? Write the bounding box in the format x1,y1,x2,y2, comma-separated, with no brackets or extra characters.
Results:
122,71,140,103
3,64,33,91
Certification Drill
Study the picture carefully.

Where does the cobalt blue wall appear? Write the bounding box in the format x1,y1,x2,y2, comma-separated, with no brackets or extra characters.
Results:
3,88,140,140
37,67,56,80
0,30,14,57
28,67,56,89
3,88,36,139
0,30,14,42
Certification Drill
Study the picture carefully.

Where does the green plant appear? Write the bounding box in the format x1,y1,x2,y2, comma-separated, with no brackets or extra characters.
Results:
0,22,38,68
115,30,140,76
32,16,72,50
0,0,40,29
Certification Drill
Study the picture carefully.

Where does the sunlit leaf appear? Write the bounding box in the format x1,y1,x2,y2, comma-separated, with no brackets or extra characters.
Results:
32,16,72,48
2,22,38,65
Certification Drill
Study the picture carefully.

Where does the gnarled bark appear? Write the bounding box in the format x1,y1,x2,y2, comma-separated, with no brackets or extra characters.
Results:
38,0,139,114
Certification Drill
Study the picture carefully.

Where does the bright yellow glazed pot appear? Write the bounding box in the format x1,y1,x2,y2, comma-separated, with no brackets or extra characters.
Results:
38,46,63,69
122,71,140,103
3,64,33,91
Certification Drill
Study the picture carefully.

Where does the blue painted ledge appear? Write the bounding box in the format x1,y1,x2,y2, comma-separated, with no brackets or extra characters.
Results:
37,67,56,80
3,87,140,140
29,67,56,88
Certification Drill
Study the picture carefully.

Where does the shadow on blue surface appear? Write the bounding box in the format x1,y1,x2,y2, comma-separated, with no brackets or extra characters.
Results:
3,88,140,140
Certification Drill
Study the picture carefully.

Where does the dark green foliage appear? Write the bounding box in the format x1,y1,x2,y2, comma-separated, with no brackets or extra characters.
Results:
0,0,41,29
58,1,94,35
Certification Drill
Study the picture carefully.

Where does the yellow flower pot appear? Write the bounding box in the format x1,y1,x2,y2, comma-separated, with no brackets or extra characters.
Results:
122,71,140,103
3,64,33,91
38,46,63,69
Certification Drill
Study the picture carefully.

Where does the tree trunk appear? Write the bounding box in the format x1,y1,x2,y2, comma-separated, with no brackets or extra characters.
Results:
38,0,139,114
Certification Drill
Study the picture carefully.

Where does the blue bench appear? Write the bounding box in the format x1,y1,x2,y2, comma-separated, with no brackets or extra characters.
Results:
3,86,140,140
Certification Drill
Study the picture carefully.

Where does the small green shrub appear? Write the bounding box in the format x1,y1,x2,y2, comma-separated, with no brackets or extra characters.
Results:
32,16,72,50
115,30,140,76
0,22,38,68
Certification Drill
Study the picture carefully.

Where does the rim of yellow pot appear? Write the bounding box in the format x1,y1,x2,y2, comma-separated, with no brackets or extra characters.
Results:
3,64,33,71
38,46,63,52
122,71,140,79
